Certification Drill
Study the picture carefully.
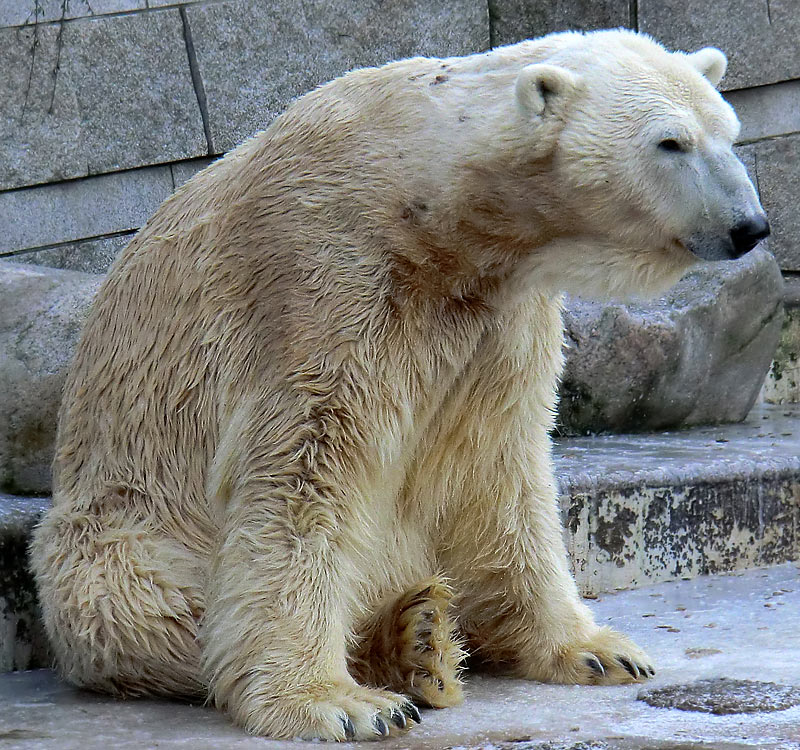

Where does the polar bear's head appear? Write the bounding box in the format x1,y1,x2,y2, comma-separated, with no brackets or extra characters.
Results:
510,31,769,298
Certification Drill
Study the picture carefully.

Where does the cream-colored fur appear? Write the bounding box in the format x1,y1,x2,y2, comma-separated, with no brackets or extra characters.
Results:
31,29,762,740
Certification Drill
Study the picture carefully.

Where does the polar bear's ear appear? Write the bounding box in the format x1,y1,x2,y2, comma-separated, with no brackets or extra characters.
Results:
515,63,580,117
687,47,727,88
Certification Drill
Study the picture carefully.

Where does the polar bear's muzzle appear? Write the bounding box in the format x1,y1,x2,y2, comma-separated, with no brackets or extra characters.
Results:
729,214,771,257
686,212,770,262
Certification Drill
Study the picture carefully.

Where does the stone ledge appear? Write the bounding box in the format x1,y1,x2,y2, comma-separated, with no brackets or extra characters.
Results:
2,564,799,748
556,403,800,594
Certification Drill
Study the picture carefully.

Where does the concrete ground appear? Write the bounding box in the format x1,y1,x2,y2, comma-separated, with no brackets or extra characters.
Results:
2,563,799,750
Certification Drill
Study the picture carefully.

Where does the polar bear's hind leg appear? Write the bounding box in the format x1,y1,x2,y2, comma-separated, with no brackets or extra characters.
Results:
30,496,205,699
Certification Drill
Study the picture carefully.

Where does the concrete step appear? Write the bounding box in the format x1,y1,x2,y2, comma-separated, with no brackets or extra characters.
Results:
2,563,799,749
1,404,798,673
555,401,800,595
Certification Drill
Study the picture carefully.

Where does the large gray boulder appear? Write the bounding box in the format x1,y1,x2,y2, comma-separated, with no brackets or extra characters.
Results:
558,248,784,435
0,262,102,495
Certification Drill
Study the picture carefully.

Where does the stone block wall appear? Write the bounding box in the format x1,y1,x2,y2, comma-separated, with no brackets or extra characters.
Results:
1,0,798,275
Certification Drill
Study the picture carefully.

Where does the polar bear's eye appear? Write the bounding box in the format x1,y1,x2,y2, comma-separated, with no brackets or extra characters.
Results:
658,138,685,153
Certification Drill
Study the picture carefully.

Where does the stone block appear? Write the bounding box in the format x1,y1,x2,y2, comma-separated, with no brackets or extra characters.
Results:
19,232,134,275
186,0,490,153
171,157,217,189
0,262,102,495
725,80,800,144
0,0,146,27
750,134,800,272
558,248,784,435
489,0,630,47
639,0,800,91
0,9,206,191
0,166,172,254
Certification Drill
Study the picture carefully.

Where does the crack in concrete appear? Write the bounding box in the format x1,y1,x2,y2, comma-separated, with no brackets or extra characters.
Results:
629,0,639,30
0,229,135,259
179,6,214,156
486,0,497,49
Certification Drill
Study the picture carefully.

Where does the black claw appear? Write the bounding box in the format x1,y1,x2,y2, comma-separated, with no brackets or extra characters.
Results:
585,655,605,677
342,715,356,740
637,663,651,679
402,701,422,724
617,657,638,679
390,708,407,729
648,666,656,677
374,715,389,737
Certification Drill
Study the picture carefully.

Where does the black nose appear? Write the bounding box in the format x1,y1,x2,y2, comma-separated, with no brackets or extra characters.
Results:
730,216,770,257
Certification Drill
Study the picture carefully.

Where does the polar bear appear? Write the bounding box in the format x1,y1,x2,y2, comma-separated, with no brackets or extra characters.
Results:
31,29,768,740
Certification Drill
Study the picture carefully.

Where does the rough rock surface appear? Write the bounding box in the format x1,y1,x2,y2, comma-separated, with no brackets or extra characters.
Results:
761,279,800,404
16,233,135,276
488,0,631,47
0,262,102,495
749,134,800,272
558,248,784,435
0,162,173,256
0,493,49,673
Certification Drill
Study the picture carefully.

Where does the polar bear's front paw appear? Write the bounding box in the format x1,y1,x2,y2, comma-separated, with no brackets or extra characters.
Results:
235,683,420,740
558,626,655,685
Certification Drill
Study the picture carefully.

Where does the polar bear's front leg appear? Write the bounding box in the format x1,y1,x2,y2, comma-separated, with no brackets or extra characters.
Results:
200,489,418,740
446,437,655,685
431,293,654,686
